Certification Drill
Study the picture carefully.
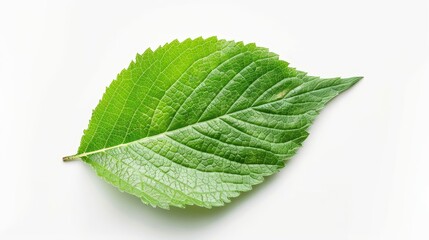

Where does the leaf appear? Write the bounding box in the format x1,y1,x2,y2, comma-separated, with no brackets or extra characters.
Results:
64,37,361,209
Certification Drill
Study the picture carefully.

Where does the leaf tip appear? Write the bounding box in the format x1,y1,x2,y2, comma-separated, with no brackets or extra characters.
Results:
345,76,363,85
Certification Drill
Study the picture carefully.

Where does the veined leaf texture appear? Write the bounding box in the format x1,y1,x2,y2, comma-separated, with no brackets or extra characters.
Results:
64,37,361,209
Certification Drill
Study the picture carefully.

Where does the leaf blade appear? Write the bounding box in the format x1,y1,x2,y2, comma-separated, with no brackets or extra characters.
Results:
67,37,361,209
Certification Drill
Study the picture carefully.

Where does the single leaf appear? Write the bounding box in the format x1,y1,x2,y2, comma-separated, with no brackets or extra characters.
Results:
64,37,361,209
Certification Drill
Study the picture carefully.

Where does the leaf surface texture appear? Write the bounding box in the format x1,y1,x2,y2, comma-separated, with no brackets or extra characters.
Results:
67,37,361,209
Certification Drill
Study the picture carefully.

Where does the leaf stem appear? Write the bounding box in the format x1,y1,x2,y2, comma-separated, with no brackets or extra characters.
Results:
63,155,80,162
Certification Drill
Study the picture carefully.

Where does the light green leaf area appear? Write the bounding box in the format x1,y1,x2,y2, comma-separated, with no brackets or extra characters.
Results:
64,37,361,209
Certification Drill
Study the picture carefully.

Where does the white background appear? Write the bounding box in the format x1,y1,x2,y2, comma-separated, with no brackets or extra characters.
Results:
1,0,428,239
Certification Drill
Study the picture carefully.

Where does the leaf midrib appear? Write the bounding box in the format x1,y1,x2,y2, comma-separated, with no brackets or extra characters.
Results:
65,75,306,160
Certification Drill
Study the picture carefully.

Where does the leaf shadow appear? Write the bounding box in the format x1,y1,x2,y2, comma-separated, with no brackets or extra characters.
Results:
81,163,284,229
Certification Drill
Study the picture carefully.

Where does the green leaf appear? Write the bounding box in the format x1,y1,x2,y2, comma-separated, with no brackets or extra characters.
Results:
64,37,361,209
